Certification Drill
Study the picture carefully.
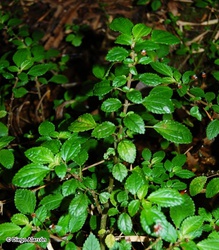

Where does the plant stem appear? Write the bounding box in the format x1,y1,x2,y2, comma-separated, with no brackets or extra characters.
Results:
99,176,114,250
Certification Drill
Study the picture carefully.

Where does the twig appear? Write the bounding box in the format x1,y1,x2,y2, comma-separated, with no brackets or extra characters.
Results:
82,160,105,171
177,19,219,27
185,30,209,46
35,77,46,122
47,241,54,250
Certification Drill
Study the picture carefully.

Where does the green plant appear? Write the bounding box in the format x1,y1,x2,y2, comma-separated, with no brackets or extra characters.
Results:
0,11,69,125
165,0,219,74
137,0,161,11
65,23,87,47
1,12,219,250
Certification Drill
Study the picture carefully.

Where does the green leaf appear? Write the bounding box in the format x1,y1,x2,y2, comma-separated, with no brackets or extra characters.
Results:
99,192,110,204
83,175,97,190
148,188,183,207
126,89,143,104
20,60,33,71
13,87,28,98
190,106,202,121
149,86,173,98
72,149,88,166
160,221,178,243
108,208,119,217
82,233,101,250
112,163,128,182
151,29,180,45
42,140,61,154
32,205,47,226
0,136,14,149
0,149,14,169
180,216,203,239
109,17,134,35
117,191,128,203
25,146,54,163
92,65,105,79
212,105,219,113
124,113,145,134
206,92,216,103
0,123,8,137
119,240,132,250
212,71,219,81
62,179,79,196
49,74,68,84
137,184,148,199
61,138,81,162
38,121,55,136
154,120,192,144
142,148,152,161
93,80,112,96
11,214,29,226
34,230,49,248
40,193,63,210
54,216,68,237
0,111,7,119
128,200,140,217
0,223,21,243
190,87,205,97
12,163,50,188
101,98,122,112
150,62,173,77
68,113,96,132
106,47,129,62
206,119,219,140
92,122,116,139
69,211,87,233
140,206,166,235
135,40,160,52
189,176,207,196
132,23,151,39
139,73,162,86
16,243,35,250
27,64,50,76
55,164,67,178
206,178,219,198
118,213,133,235
65,242,77,250
19,224,32,238
69,193,88,217
138,56,153,65
125,171,144,195
197,238,219,250
105,234,116,249
112,75,127,87
143,96,174,114
8,65,19,72
151,150,165,164
13,49,30,68
118,140,136,163
18,72,28,83
174,168,195,179
14,189,36,214
170,195,195,228
115,33,133,45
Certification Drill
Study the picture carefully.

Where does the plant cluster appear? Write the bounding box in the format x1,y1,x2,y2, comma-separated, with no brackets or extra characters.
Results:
0,8,219,250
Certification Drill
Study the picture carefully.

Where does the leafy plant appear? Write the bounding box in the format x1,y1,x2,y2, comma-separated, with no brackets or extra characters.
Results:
1,10,219,250
0,10,69,127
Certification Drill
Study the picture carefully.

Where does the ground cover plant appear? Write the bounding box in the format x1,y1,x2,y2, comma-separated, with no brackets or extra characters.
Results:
0,1,219,250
